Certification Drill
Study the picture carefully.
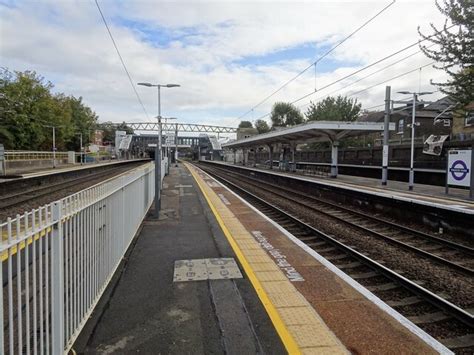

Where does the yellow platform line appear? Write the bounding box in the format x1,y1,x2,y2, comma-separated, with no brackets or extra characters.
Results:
187,163,301,354
1,227,50,261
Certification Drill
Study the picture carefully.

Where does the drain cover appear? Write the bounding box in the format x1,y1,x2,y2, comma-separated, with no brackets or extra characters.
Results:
173,258,242,282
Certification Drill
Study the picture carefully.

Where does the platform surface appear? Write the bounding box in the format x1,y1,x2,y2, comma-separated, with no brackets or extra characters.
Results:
73,164,287,354
208,161,474,214
0,159,146,182
73,163,447,354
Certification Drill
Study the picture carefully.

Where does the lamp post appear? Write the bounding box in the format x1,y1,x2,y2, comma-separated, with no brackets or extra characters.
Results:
75,132,84,165
137,82,180,217
42,125,58,168
397,90,433,191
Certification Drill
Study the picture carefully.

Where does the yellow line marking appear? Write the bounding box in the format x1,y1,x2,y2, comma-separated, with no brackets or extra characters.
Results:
1,228,50,261
186,162,301,355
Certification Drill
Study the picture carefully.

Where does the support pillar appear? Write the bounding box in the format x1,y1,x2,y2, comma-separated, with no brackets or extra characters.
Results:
268,145,273,169
279,148,284,170
253,147,257,167
382,86,391,185
331,141,339,178
175,125,178,167
233,148,236,164
290,143,296,172
243,148,248,166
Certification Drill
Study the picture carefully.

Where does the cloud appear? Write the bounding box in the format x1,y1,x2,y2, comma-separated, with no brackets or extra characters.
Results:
0,0,450,128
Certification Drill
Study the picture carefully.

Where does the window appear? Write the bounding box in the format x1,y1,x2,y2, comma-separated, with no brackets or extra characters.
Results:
465,111,474,127
397,119,404,134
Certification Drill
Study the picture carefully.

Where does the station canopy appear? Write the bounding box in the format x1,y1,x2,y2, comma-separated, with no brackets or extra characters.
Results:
223,121,396,148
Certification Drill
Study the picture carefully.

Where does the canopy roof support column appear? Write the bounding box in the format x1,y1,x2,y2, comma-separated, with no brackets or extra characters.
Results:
290,143,296,172
268,145,274,169
233,148,236,165
331,141,339,178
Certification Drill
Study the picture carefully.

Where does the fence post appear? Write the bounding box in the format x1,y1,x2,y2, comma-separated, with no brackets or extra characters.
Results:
51,201,65,353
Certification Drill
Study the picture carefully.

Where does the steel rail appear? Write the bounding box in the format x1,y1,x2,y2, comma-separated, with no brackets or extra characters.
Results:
0,163,146,211
205,164,474,276
198,164,474,329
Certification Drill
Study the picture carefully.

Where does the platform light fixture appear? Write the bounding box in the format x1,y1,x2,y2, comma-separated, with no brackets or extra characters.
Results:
396,90,433,191
137,82,180,217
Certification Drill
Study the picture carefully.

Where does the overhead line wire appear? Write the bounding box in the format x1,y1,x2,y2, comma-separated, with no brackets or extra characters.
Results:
94,0,149,119
257,60,436,120
237,0,396,119
256,24,454,120
346,61,435,97
294,44,436,111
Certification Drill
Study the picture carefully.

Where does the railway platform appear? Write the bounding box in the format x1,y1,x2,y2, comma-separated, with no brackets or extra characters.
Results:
0,158,149,182
206,161,474,214
73,163,449,354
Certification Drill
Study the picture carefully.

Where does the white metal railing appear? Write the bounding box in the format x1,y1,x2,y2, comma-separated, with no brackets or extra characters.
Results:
0,162,155,354
5,151,70,161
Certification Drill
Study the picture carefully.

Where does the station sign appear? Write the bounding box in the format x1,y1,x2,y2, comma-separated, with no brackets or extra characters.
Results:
165,133,176,145
447,149,472,187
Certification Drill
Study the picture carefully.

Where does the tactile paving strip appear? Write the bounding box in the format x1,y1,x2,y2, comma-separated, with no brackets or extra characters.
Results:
173,258,243,282
186,163,348,354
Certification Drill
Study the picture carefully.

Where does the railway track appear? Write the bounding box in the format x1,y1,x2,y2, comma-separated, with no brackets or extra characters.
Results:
196,163,474,353
0,161,148,217
204,164,474,276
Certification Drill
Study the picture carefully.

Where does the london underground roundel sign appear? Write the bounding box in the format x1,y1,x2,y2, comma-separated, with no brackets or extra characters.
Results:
447,150,472,187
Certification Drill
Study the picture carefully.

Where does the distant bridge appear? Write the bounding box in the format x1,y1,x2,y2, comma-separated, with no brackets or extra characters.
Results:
123,122,237,134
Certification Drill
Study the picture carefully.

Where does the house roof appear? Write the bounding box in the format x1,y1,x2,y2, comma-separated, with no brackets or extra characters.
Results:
358,96,454,123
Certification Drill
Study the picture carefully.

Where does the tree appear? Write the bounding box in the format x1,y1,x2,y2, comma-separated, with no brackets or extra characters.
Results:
0,69,98,150
305,96,361,122
64,96,98,151
238,120,253,128
418,0,473,108
270,102,304,128
254,119,270,134
99,121,133,144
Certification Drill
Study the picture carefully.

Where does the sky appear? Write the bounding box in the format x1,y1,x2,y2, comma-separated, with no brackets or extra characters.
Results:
0,0,451,131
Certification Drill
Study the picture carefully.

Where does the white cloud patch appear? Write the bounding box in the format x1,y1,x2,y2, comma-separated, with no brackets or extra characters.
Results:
0,0,450,128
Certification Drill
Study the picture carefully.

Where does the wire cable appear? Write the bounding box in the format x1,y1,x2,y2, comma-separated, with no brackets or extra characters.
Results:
237,0,396,120
257,60,436,120
294,45,435,111
94,0,149,119
346,61,435,97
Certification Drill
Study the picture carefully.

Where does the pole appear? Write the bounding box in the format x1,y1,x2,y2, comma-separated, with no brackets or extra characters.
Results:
80,133,83,165
470,145,474,200
175,123,178,167
445,149,450,195
382,86,391,185
155,86,162,217
52,126,56,168
408,93,416,191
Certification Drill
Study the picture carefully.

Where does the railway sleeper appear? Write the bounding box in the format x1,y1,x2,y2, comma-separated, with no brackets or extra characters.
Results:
322,253,347,261
305,241,326,247
439,334,474,350
348,271,379,279
408,311,450,324
416,244,444,252
336,261,363,269
315,247,337,253
366,282,399,292
386,296,422,307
